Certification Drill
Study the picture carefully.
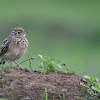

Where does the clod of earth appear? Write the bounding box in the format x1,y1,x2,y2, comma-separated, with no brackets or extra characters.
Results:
0,69,89,100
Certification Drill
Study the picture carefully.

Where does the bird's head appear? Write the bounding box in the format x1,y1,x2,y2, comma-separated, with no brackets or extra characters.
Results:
12,27,29,37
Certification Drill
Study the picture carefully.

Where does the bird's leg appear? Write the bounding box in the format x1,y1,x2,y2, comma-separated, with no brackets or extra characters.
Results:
14,61,23,69
6,60,23,70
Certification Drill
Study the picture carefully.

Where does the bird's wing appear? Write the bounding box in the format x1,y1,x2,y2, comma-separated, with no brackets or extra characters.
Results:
0,38,10,57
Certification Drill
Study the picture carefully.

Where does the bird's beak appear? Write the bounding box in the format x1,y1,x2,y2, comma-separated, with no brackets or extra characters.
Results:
24,31,29,34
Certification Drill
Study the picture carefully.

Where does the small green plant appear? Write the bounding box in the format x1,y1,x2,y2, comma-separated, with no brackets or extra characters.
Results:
18,54,69,72
39,55,63,73
80,74,100,99
83,75,100,93
58,93,65,100
58,89,67,100
41,88,48,100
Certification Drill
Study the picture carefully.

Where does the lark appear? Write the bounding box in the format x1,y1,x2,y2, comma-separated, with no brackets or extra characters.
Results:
0,27,29,69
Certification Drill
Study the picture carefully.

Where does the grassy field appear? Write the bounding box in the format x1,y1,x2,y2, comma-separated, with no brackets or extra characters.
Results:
0,1,100,79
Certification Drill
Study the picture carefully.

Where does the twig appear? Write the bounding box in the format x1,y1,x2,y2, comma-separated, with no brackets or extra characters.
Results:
19,57,40,65
26,51,32,71
62,63,69,72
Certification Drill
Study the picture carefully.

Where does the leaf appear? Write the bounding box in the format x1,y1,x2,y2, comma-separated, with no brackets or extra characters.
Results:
52,62,62,68
42,61,48,67
83,75,90,80
91,86,100,93
84,74,100,94
38,54,43,59
40,61,48,68
57,64,62,68
89,75,99,82
85,79,93,86
54,60,59,64
43,56,50,60
94,82,100,90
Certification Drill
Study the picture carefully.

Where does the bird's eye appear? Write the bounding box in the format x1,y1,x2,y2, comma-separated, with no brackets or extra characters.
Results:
18,32,20,34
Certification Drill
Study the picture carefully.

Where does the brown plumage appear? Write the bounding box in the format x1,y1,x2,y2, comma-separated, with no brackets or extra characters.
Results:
0,27,29,68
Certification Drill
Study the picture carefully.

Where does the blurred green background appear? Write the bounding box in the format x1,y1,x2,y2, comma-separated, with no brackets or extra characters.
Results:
0,1,100,79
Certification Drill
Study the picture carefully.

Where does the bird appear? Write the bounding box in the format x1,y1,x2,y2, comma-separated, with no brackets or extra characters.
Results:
0,27,29,69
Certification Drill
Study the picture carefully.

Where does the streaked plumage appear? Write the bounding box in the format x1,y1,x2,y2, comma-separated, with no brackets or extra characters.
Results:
0,27,29,68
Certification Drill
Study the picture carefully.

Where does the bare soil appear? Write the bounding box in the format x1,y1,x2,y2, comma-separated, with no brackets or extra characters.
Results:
0,69,89,100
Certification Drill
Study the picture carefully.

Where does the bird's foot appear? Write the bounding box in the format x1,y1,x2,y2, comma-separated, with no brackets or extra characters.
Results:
13,61,24,70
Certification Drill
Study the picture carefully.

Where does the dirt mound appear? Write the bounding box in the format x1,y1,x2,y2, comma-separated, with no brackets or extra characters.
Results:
0,69,89,100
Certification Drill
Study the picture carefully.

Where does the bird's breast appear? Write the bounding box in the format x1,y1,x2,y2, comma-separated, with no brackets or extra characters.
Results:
3,37,29,61
12,37,29,49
